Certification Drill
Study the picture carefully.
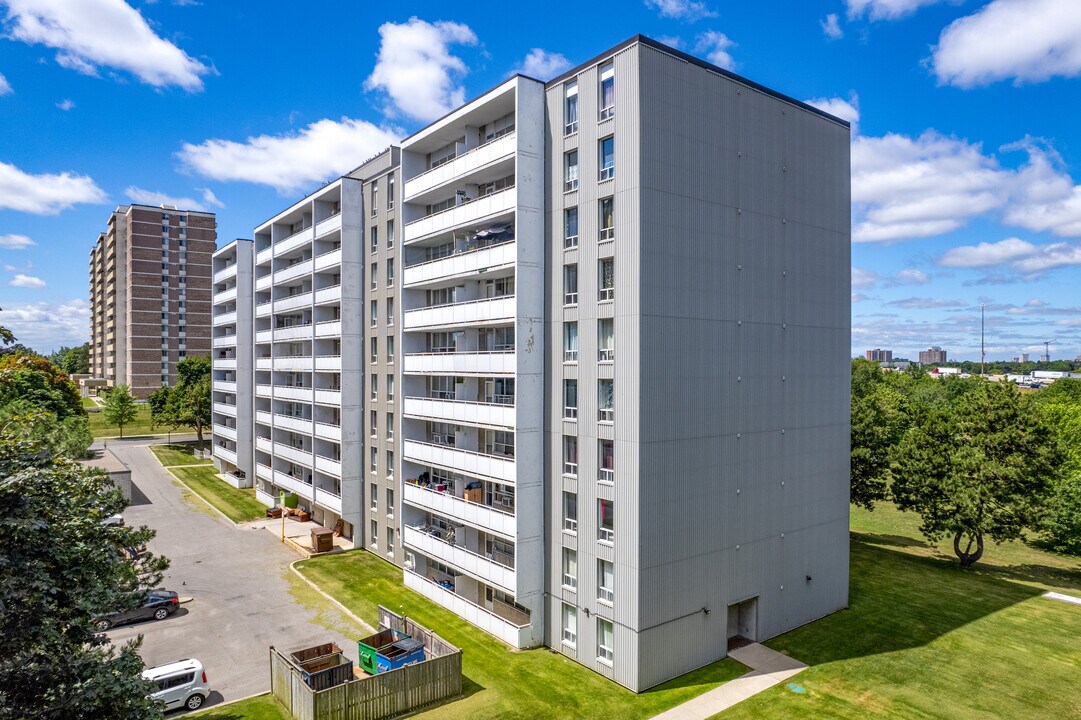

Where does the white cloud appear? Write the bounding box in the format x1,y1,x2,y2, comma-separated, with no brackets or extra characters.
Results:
199,187,223,209
177,117,400,194
0,298,88,352
0,234,35,249
0,72,11,95
56,98,74,111
851,265,932,289
2,0,211,91
645,0,717,21
364,17,477,123
852,292,871,303
846,0,945,21
938,237,1081,275
804,93,859,134
694,31,737,70
1001,139,1081,237
932,0,1081,88
852,267,879,290
887,296,966,309
124,185,218,211
895,268,930,284
514,49,572,80
821,13,844,40
9,274,45,288
0,161,107,214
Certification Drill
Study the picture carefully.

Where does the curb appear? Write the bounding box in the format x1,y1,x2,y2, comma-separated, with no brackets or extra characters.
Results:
188,690,271,716
289,559,376,634
164,467,241,528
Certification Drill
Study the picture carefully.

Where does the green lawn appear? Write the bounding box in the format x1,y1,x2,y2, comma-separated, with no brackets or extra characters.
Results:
168,464,267,524
190,694,291,720
81,396,98,409
296,552,748,720
714,504,1081,719
150,442,212,467
87,403,158,438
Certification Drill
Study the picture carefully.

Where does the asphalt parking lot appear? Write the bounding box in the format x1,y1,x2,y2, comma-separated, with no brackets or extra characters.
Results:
101,438,360,711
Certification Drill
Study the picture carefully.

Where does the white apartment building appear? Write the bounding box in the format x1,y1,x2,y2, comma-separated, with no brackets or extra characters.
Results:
398,76,547,648
211,239,253,485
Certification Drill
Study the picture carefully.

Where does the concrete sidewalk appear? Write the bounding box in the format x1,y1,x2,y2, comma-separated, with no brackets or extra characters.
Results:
650,643,807,720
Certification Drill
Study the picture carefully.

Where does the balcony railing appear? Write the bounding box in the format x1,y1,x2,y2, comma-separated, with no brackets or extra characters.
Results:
403,525,515,594
403,295,515,331
403,350,515,376
403,482,514,537
404,570,531,649
403,439,515,483
404,132,516,199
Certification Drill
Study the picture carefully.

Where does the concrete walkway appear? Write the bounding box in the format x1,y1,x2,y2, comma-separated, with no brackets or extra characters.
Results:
650,643,808,720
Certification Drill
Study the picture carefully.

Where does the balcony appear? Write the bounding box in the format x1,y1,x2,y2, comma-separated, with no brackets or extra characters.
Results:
314,486,342,514
213,423,237,441
404,396,515,429
274,470,314,500
275,384,313,402
273,413,313,434
315,422,341,442
256,487,275,508
213,402,237,417
405,569,530,649
314,284,342,306
213,264,238,283
255,274,272,292
212,334,237,348
275,292,313,313
403,525,515,595
274,258,313,285
256,384,273,398
315,454,342,478
405,187,517,244
213,310,237,327
255,356,272,370
313,247,342,272
255,410,273,426
314,319,342,338
315,355,341,371
256,246,273,266
256,329,274,344
273,226,313,258
256,300,272,318
273,356,313,372
315,212,342,238
274,442,312,466
213,286,238,305
255,436,273,453
404,241,516,289
314,388,341,406
214,380,237,394
404,350,515,376
403,439,515,483
272,323,312,342
214,445,237,465
403,482,514,537
405,133,516,199
404,296,515,331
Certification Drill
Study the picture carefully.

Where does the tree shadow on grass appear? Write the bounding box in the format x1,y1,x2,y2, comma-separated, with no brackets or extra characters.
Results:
852,531,930,550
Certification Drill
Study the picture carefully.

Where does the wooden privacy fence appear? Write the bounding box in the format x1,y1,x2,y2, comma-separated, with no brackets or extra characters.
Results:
269,607,462,720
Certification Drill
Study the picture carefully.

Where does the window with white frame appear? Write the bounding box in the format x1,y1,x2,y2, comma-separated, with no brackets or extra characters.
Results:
428,331,459,353
479,326,514,351
483,377,514,405
563,379,578,419
599,439,615,484
597,618,614,664
482,276,514,299
564,150,579,192
599,136,614,180
370,519,378,548
370,182,378,216
564,207,579,248
599,197,614,240
386,374,394,398
599,64,615,119
387,259,394,286
599,379,614,422
564,322,578,362
564,81,579,135
370,447,377,473
562,603,577,646
429,421,456,446
598,318,614,361
370,226,378,251
484,429,514,458
370,410,377,438
599,258,615,301
563,491,578,533
386,219,394,248
563,435,578,477
562,547,578,590
564,264,578,306
598,559,614,604
386,487,394,517
386,412,394,440
599,499,614,543
370,262,377,290
428,375,455,400
387,297,394,325
370,300,377,327
370,337,377,363
371,373,377,399
388,173,395,208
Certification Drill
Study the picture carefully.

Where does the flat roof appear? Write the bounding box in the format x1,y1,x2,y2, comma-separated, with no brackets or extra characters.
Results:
79,448,129,474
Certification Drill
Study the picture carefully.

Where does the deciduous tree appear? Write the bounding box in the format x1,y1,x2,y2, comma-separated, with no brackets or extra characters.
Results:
102,385,139,439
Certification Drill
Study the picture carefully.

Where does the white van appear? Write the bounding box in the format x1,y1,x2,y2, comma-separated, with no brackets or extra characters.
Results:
143,658,210,712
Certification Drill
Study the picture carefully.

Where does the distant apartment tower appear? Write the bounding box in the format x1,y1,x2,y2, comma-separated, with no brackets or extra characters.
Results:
919,346,947,365
89,204,216,398
211,240,254,485
865,348,892,362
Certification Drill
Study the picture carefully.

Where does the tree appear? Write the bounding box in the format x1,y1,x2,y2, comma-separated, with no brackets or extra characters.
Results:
890,381,1061,566
0,413,168,720
1033,379,1081,554
147,385,177,434
48,344,90,376
851,382,908,509
0,401,92,459
102,385,139,439
169,357,212,448
0,353,84,419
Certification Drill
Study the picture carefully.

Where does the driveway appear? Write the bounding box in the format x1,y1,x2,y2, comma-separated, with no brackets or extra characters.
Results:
100,438,362,710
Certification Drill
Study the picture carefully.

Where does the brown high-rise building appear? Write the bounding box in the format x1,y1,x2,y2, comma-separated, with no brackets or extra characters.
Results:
89,204,216,398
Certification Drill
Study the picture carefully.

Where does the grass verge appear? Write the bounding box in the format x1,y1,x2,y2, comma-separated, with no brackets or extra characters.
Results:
168,465,267,524
87,403,157,438
296,551,747,720
189,694,291,719
150,442,212,467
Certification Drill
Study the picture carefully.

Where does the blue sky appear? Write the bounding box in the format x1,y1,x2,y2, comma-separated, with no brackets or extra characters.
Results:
1,0,1080,360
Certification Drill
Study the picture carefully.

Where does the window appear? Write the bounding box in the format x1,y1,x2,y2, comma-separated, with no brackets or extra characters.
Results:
599,499,614,543
563,379,578,419
428,331,459,353
386,526,394,554
370,300,378,327
564,81,579,135
483,276,514,299
370,410,378,437
387,259,394,286
478,326,514,351
371,337,378,363
598,319,614,361
484,429,514,458
429,421,456,445
564,207,579,249
370,448,378,473
371,373,377,399
562,548,578,590
564,150,579,192
387,297,394,325
387,374,395,398
599,137,614,180
599,64,615,119
370,226,378,251
370,483,378,510
483,377,514,405
563,436,578,476
599,258,614,301
387,451,394,478
388,173,395,208
562,603,577,646
599,197,614,240
370,263,377,290
597,618,614,664
564,322,578,363
598,560,614,604
387,335,395,363
370,519,378,548
387,219,394,248
386,412,394,439
429,375,454,400
600,440,615,484
370,182,378,216
599,379,614,422
563,264,578,306
386,487,394,517
563,491,578,533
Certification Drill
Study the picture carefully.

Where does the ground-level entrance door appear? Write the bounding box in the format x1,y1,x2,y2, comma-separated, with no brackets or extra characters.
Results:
726,596,758,651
